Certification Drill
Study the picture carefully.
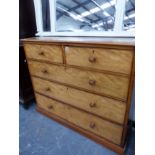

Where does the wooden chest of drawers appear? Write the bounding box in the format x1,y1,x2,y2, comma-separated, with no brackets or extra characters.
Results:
22,37,135,155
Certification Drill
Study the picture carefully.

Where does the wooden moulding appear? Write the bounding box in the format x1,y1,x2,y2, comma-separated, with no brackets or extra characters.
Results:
21,37,135,50
28,61,130,102
64,46,133,75
35,91,125,127
37,106,125,155
32,74,127,103
121,52,135,146
27,58,130,78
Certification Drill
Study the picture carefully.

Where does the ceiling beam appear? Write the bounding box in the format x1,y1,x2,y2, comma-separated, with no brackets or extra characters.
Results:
105,0,115,10
126,8,134,15
56,1,93,22
57,9,93,29
129,0,135,9
66,0,90,11
72,0,102,23
56,6,93,28
90,0,114,23
57,0,113,30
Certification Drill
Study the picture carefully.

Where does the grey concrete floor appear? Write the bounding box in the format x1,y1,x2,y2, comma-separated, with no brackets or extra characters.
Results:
19,103,135,155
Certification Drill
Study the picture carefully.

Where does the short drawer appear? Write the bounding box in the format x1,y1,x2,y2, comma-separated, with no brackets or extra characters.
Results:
65,46,133,75
36,93,123,145
24,44,63,63
29,61,129,101
32,77,126,124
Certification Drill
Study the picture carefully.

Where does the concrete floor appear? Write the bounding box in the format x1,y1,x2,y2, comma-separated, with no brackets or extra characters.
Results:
19,103,135,155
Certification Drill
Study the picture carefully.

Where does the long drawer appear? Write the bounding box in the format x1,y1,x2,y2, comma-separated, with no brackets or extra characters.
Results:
32,77,126,124
65,46,133,75
36,93,123,145
24,44,63,63
29,61,129,101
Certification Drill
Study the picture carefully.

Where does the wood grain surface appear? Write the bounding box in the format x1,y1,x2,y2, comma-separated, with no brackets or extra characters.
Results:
22,37,135,155
36,93,123,145
29,61,130,101
24,44,63,63
21,37,135,47
65,46,133,75
32,77,126,124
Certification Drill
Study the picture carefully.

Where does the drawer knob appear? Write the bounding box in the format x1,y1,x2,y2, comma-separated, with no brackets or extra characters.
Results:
42,69,48,74
89,56,96,63
90,122,96,129
48,105,53,109
89,102,96,108
89,79,96,86
45,87,51,91
39,51,44,56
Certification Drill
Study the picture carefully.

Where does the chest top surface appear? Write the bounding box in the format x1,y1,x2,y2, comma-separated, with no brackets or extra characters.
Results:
22,37,135,47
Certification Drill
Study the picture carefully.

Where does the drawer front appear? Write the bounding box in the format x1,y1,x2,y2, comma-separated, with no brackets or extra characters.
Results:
24,44,63,63
32,77,126,124
36,94,123,145
29,61,129,100
65,46,133,75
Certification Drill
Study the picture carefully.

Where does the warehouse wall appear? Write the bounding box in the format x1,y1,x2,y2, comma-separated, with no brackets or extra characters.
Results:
56,16,81,32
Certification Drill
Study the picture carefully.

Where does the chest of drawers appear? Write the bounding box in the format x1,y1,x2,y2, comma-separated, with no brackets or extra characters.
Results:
22,37,135,155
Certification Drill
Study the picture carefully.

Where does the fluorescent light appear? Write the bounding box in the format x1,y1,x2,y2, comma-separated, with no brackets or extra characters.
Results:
74,15,84,22
128,14,135,18
101,0,116,9
107,19,113,23
99,22,103,26
81,11,90,17
124,13,135,20
90,7,100,14
110,0,116,5
103,11,110,16
124,24,135,30
92,24,98,28
92,22,103,28
70,14,84,21
81,7,100,17
81,0,116,17
101,3,111,9
92,19,113,29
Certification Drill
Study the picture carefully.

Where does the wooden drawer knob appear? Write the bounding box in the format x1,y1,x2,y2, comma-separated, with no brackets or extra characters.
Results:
89,102,96,108
89,79,96,86
39,51,44,56
48,105,53,109
42,69,48,74
45,87,51,91
89,56,96,63
90,122,96,129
